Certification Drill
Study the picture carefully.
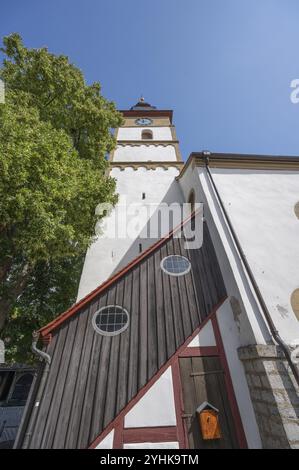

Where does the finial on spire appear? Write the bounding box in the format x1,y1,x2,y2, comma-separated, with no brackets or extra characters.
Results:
130,97,156,110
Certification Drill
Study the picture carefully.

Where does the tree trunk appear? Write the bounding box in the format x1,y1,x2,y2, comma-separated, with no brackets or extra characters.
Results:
0,257,13,284
0,264,32,332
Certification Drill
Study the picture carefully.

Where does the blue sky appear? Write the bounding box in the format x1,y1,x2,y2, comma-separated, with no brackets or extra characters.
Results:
1,0,299,159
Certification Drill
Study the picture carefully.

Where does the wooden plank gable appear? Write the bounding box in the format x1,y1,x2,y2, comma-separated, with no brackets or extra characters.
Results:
19,222,227,448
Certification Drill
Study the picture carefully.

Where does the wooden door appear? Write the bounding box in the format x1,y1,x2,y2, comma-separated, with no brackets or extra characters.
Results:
179,356,239,449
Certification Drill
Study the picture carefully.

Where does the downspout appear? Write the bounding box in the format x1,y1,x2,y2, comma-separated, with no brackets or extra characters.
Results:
203,153,299,387
32,331,51,364
18,331,51,449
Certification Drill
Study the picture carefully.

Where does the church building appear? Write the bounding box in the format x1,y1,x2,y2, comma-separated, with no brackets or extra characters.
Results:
15,98,299,449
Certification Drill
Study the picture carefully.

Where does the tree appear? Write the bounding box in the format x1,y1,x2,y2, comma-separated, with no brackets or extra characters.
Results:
0,34,123,360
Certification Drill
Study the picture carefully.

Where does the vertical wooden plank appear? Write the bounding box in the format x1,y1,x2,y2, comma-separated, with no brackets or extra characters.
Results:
147,254,158,380
154,250,167,369
25,329,61,448
200,357,236,449
216,366,239,448
160,244,176,358
179,357,198,449
115,273,132,415
187,246,208,320
138,260,148,389
52,306,91,448
204,224,226,300
173,237,193,339
166,239,184,348
103,281,124,428
201,239,219,307
196,248,214,314
178,237,202,329
127,266,140,399
79,287,118,447
65,297,100,448
76,287,117,448
41,315,79,448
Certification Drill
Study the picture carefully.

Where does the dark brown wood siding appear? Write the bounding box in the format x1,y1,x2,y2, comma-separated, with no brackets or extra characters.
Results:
179,356,239,449
22,222,226,448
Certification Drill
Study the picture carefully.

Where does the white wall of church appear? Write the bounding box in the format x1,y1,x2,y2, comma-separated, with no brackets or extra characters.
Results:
113,145,177,162
216,299,263,449
124,367,177,428
117,126,173,141
178,163,270,347
77,166,183,300
209,168,299,345
95,430,114,449
187,320,216,347
178,162,299,448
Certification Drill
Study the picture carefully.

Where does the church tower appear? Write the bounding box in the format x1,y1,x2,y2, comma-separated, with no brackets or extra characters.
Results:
77,98,184,300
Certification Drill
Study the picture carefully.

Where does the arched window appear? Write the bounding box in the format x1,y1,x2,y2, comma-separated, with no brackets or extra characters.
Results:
141,129,153,140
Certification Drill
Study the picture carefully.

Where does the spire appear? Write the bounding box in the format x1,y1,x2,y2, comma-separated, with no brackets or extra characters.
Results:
130,96,157,111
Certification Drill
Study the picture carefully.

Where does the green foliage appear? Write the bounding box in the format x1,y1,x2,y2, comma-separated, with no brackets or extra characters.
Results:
0,34,123,362
3,256,84,363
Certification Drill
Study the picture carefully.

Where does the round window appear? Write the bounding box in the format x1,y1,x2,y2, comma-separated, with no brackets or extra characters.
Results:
92,305,129,336
161,255,191,276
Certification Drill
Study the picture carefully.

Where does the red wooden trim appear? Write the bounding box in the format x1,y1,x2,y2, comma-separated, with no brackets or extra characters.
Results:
171,361,188,449
41,334,52,345
179,346,218,358
112,417,124,449
123,427,177,444
211,314,248,449
88,298,226,449
39,210,200,338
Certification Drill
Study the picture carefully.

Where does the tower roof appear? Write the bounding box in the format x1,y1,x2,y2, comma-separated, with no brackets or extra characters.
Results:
120,96,173,122
130,96,157,110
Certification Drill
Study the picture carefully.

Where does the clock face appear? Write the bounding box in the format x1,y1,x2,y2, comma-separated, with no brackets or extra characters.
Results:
135,118,153,126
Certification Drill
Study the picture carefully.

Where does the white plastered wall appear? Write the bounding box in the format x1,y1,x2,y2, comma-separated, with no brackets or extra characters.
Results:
77,166,183,300
209,168,299,345
216,299,262,448
113,145,177,162
117,126,173,141
124,367,176,428
95,429,114,449
178,163,265,448
188,320,216,347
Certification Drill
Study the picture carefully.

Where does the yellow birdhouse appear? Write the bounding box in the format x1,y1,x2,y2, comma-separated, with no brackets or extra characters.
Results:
196,402,221,440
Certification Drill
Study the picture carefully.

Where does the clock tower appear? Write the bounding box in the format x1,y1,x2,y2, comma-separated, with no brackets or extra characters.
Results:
77,98,184,300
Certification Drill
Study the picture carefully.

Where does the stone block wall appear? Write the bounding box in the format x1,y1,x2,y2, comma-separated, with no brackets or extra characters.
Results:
238,344,299,449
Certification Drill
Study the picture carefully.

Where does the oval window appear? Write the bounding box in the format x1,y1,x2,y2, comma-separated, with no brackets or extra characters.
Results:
92,305,129,336
161,255,191,276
